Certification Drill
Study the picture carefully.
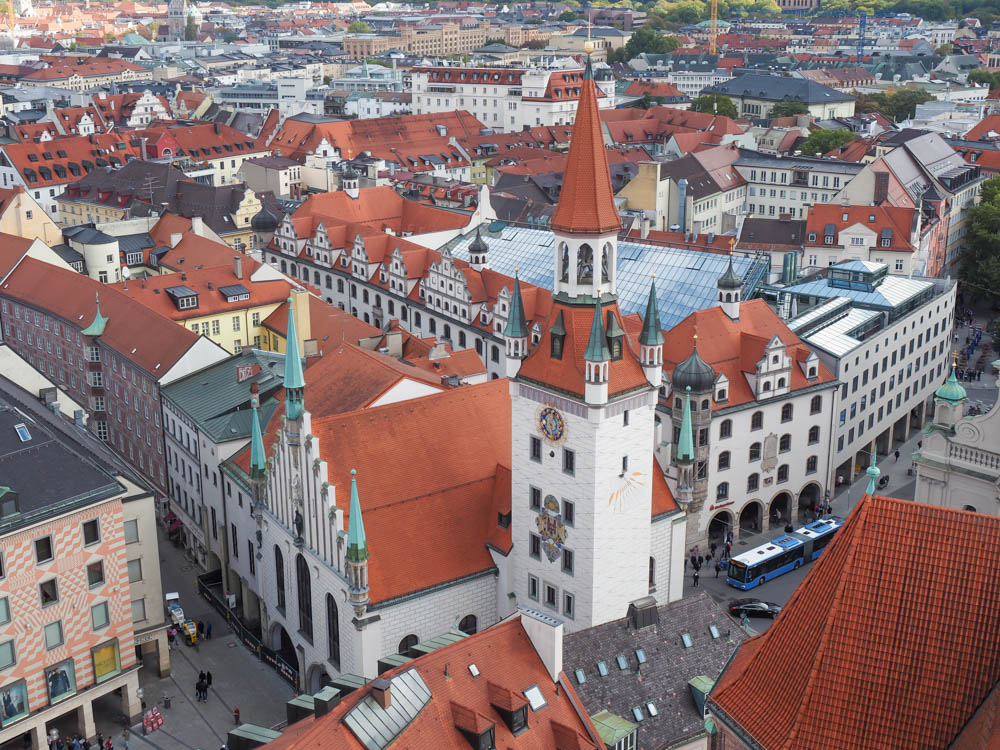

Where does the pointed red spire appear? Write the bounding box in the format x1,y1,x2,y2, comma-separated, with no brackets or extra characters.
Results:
551,57,622,235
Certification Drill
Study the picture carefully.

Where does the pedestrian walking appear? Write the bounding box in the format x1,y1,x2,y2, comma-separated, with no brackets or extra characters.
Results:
121,731,129,750
692,570,699,588
710,542,717,559
206,671,213,688
197,621,204,640
194,679,202,702
205,621,212,640
715,560,721,578
233,707,240,726
199,671,206,683
96,733,103,749
894,449,900,461
104,738,113,750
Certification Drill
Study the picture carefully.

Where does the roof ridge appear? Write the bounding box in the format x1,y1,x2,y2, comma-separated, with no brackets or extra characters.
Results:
785,497,872,749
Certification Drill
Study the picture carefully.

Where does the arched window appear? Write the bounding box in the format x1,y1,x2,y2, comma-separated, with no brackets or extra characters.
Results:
675,397,682,409
747,473,759,492
777,464,789,482
326,594,340,670
718,451,730,470
808,366,817,378
717,388,727,402
810,395,822,414
701,399,710,410
458,615,477,635
296,553,313,640
559,242,569,283
808,426,820,444
779,434,791,452
963,504,978,512
749,442,761,461
601,243,611,284
716,482,729,500
274,546,285,613
398,634,419,656
777,377,786,388
720,419,732,438
763,381,772,392
806,456,817,474
577,243,594,283
781,404,793,422
751,411,763,430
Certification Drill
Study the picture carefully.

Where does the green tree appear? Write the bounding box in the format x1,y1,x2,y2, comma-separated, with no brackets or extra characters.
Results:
855,89,932,123
935,42,954,55
796,128,856,157
184,13,197,41
969,68,1000,91
690,94,738,118
769,99,809,117
347,20,371,33
608,26,680,62
960,176,1000,302
558,10,578,20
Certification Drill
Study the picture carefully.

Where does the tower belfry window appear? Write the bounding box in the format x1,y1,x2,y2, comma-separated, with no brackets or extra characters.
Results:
577,243,594,284
559,243,569,283
601,244,611,284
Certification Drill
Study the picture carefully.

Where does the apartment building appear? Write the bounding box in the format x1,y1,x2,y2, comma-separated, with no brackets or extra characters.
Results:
734,152,865,220
343,21,490,57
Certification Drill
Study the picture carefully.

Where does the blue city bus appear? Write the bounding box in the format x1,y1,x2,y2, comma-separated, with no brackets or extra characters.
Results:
726,516,844,591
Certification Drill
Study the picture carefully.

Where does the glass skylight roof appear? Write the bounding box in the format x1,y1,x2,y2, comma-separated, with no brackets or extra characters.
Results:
447,225,770,329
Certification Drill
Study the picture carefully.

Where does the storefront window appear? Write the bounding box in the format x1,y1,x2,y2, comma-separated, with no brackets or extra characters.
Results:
46,659,77,704
0,680,29,727
91,640,120,684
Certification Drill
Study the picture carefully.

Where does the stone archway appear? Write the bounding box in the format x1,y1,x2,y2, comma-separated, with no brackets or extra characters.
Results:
206,551,222,573
738,501,763,536
708,510,734,546
798,482,822,521
306,663,331,694
769,492,792,528
270,622,297,670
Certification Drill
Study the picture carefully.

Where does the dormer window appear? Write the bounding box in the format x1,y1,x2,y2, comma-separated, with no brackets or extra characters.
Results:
606,311,625,362
550,311,566,360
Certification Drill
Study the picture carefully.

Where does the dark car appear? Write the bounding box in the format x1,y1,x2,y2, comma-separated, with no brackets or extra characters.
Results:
729,598,782,619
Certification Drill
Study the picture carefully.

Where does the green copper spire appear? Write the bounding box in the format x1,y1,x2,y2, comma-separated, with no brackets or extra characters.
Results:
283,297,305,421
80,292,109,337
639,278,664,347
249,387,267,482
503,273,528,339
866,446,880,495
718,254,742,290
584,298,610,362
346,469,368,563
677,385,694,462
934,361,967,405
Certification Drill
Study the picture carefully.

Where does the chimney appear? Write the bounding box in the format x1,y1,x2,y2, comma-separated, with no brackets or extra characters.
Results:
290,288,312,354
139,137,147,161
371,677,391,710
191,216,205,236
519,608,563,683
429,341,448,360
873,171,889,206
170,232,182,247
640,214,650,239
313,685,341,718
233,255,243,280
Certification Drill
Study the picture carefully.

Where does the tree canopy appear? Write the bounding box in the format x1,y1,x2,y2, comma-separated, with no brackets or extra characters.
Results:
347,20,371,33
607,26,680,63
690,94,739,118
795,128,856,157
558,10,578,20
184,13,197,41
969,68,1000,91
960,176,1000,302
769,99,809,118
855,89,933,122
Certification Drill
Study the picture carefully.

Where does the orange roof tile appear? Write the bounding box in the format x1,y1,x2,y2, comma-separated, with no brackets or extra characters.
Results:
805,204,915,251
261,295,380,349
3,133,143,188
550,63,621,235
261,618,599,750
710,494,1000,749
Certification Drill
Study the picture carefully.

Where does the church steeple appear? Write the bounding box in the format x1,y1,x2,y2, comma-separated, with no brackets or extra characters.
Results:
283,297,305,422
504,272,529,378
249,382,267,483
550,47,621,303
675,385,694,506
584,296,610,405
865,446,880,496
718,247,742,321
345,469,370,618
639,278,664,387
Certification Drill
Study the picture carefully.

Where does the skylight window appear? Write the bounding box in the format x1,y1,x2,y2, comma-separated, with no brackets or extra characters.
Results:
616,655,628,670
635,649,647,664
646,702,658,717
597,661,608,677
575,669,586,685
681,633,694,648
709,625,721,639
522,685,546,712
632,706,645,722
468,664,479,678
13,423,30,442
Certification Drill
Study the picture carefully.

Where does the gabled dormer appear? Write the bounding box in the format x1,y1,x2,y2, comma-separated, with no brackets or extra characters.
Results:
451,701,497,750
487,681,529,736
801,351,819,381
493,286,511,335
755,335,792,398
714,372,729,404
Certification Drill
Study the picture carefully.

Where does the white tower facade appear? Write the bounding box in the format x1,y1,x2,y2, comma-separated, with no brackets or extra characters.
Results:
168,0,187,41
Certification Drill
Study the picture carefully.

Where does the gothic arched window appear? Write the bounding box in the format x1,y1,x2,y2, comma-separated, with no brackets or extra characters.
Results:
577,243,594,284
326,594,340,670
601,243,612,284
559,242,569,283
296,553,313,640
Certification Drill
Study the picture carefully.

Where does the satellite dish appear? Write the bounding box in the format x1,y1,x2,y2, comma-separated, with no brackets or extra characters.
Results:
121,266,131,279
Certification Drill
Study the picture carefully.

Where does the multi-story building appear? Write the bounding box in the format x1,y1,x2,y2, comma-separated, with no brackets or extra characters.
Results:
343,21,491,58
705,73,856,120
0,258,229,494
0,391,164,749
734,152,865,220
655,144,747,234
782,261,957,490
629,53,733,98
137,122,271,188
658,273,838,547
411,65,615,132
237,156,303,199
802,204,920,275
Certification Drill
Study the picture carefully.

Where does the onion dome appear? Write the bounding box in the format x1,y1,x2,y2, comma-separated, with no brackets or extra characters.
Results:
718,255,742,290
251,206,279,232
469,225,488,254
934,362,967,404
673,337,715,393
342,161,360,180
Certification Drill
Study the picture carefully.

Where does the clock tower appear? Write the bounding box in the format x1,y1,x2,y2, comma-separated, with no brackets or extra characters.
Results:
508,50,663,631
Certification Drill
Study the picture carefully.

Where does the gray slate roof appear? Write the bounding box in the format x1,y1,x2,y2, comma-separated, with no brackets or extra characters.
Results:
563,592,748,750
707,73,854,104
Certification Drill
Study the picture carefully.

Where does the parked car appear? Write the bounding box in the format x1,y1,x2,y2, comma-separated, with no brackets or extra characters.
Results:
729,598,782,619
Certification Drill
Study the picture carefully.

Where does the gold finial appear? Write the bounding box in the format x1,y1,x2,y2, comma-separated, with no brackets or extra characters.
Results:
651,272,656,280
729,237,735,254
584,14,594,55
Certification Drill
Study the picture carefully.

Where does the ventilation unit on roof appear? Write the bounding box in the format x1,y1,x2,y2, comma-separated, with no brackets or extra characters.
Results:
627,596,659,630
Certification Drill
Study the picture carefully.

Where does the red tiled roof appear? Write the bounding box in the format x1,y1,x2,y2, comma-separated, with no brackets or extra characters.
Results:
1,257,206,376
804,204,915,251
661,301,835,410
710,494,1000,749
550,66,621,235
261,618,599,750
260,295,380,349
966,113,1000,141
2,133,143,188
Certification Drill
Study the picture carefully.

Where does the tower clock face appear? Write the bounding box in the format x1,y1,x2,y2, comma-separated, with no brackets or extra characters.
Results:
538,406,565,442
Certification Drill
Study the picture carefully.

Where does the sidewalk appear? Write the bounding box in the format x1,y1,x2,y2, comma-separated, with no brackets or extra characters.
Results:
93,528,292,750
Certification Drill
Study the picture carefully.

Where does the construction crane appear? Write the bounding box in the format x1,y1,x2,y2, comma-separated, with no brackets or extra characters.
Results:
857,11,867,61
709,0,719,55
